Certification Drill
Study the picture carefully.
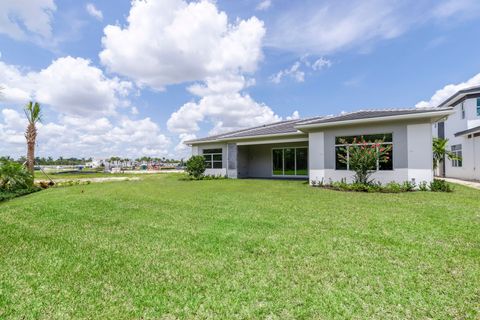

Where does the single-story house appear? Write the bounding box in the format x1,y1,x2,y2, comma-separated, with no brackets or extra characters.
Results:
185,108,454,184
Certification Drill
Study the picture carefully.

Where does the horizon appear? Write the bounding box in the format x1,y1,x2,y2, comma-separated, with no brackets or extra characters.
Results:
1,0,480,159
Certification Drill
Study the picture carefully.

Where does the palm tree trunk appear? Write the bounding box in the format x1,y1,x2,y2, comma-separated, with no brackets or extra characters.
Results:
25,123,36,174
27,141,35,173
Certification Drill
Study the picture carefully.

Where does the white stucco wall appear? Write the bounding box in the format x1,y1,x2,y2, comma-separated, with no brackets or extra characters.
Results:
307,121,434,184
441,98,480,180
308,132,325,183
192,143,228,177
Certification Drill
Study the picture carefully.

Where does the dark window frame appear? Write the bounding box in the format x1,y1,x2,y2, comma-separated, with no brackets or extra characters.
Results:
202,148,223,169
334,133,394,171
451,144,462,167
271,147,308,176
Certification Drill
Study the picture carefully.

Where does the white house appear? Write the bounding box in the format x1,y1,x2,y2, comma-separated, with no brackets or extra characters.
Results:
186,108,453,185
433,86,480,181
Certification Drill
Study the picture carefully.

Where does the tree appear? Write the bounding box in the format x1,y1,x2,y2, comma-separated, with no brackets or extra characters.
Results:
432,138,461,172
337,137,392,185
186,155,206,179
24,102,42,174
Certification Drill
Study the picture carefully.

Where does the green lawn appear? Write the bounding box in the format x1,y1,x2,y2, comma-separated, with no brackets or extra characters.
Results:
0,174,479,319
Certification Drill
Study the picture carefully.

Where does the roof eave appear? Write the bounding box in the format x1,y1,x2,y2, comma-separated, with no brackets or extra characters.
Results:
294,109,455,131
185,131,306,145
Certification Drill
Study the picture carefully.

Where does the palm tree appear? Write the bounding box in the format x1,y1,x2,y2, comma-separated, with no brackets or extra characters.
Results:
24,102,42,173
433,138,460,175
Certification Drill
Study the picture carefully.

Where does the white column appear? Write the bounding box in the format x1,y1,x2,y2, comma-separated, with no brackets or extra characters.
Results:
407,123,434,183
308,131,325,184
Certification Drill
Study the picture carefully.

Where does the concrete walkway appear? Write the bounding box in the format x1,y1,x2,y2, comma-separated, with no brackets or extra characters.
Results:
439,177,480,190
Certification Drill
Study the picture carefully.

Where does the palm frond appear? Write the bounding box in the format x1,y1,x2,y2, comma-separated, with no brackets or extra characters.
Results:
24,101,42,124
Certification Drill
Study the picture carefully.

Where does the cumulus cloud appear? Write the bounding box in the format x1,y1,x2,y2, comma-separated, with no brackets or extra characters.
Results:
416,73,480,108
287,111,300,120
86,3,103,21
0,57,132,117
174,133,197,157
270,56,331,84
0,109,171,158
0,0,56,40
168,75,281,135
99,0,265,90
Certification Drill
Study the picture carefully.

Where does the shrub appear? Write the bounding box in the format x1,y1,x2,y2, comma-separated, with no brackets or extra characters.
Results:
418,181,429,191
317,179,452,193
185,155,206,180
0,160,34,191
401,181,416,192
429,179,453,192
0,188,40,202
384,182,403,193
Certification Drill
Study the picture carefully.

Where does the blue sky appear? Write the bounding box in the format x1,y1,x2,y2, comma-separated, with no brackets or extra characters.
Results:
1,0,480,159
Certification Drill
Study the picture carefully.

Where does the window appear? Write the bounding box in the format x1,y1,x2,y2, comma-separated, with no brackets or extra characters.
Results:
203,148,222,169
335,133,393,171
461,102,465,119
272,147,308,176
451,144,462,167
477,98,480,116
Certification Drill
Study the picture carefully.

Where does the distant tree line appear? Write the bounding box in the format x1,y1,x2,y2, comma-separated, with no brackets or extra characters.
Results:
0,156,181,165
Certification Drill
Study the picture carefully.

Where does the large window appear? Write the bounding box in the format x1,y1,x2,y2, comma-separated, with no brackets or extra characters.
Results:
203,148,222,169
272,147,308,176
335,133,393,171
477,98,480,116
451,144,462,167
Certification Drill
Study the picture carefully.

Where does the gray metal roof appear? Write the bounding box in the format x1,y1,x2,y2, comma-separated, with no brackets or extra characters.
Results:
436,85,480,109
455,125,480,137
296,108,452,126
185,118,310,144
186,107,452,144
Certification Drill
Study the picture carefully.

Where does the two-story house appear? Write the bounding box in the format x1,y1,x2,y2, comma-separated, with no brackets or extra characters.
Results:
434,86,480,181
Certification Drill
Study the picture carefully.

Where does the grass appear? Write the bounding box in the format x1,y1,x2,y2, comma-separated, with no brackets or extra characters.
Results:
0,174,479,319
34,171,160,181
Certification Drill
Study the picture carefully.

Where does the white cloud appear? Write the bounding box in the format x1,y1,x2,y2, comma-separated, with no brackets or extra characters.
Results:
0,57,132,117
0,109,171,158
270,56,331,84
99,0,265,90
432,0,480,19
416,73,480,108
311,57,332,71
256,0,272,11
0,0,56,40
168,75,280,135
174,133,197,157
286,111,300,120
266,0,480,54
86,3,103,21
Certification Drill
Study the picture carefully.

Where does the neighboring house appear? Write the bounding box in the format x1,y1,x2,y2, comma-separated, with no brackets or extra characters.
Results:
186,108,453,184
433,86,480,181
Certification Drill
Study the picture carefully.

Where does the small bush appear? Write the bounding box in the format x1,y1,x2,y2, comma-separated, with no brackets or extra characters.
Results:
429,179,453,192
185,155,206,180
0,187,40,202
316,179,451,193
0,160,34,191
401,181,416,192
383,182,402,193
418,181,429,191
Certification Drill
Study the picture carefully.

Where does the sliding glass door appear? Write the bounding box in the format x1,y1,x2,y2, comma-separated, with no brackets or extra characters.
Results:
272,147,308,176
